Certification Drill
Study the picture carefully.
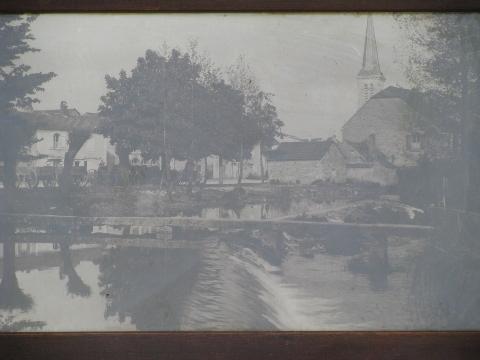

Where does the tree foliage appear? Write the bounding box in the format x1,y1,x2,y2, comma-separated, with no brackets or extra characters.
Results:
227,56,283,182
99,46,282,185
397,14,480,210
0,15,55,190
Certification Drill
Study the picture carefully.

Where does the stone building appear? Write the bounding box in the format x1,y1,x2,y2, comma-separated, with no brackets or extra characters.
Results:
338,140,397,186
266,139,345,184
266,138,397,186
343,16,456,168
343,86,457,168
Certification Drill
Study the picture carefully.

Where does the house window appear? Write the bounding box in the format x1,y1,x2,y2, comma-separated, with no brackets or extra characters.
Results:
407,133,422,151
75,161,80,167
53,133,60,149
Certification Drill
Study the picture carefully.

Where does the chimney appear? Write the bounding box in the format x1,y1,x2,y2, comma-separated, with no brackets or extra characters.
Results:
60,101,68,114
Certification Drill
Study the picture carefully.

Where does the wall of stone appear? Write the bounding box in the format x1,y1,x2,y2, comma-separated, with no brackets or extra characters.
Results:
342,98,422,167
346,163,398,186
267,145,347,184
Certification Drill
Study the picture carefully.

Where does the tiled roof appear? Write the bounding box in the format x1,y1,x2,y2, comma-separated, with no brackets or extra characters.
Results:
17,109,101,132
266,139,334,161
342,91,426,135
373,86,460,133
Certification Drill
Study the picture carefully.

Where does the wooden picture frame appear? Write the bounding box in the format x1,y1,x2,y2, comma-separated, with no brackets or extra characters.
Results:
1,1,480,359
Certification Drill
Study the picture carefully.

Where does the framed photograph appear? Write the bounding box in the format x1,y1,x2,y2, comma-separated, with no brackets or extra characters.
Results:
1,1,480,359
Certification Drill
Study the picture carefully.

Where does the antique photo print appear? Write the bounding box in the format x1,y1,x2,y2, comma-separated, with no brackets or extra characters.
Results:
0,13,479,331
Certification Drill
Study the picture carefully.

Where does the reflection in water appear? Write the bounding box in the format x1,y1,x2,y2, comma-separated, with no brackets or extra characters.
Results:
0,221,33,311
0,240,33,311
0,203,479,331
98,246,200,330
59,241,91,298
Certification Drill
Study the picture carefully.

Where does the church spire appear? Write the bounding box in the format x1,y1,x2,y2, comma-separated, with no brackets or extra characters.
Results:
357,15,385,107
359,15,384,77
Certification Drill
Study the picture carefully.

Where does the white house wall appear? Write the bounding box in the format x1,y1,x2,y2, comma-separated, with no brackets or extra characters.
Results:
29,130,116,172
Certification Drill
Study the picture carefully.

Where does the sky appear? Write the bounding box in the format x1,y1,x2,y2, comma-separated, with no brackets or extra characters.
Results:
24,13,411,139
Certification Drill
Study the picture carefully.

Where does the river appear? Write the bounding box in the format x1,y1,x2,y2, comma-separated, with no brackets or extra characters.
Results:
0,198,479,331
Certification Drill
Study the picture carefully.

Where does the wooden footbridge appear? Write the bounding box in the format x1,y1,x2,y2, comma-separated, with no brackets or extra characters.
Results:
0,212,434,239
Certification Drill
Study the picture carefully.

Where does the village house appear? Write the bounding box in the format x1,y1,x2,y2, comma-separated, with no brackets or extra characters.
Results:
265,16,403,186
266,139,343,184
342,86,458,168
266,138,397,185
337,139,397,186
19,103,117,173
119,139,266,183
199,144,265,182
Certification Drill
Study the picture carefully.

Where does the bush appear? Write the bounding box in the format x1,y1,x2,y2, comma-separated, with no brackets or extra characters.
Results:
246,173,262,180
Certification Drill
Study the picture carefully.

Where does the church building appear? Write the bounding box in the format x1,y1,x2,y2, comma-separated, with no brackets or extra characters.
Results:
356,15,386,107
342,16,455,169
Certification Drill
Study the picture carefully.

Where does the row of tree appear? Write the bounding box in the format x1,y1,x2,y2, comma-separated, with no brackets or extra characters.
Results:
2,14,480,210
397,14,480,211
98,46,282,185
0,15,282,192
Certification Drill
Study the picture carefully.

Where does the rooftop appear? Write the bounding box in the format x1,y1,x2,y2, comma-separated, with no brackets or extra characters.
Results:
266,139,334,162
17,109,101,132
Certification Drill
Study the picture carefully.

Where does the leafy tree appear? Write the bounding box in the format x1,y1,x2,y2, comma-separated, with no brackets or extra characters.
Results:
99,47,246,188
227,56,282,183
100,46,282,188
208,80,246,185
251,91,283,182
397,14,480,210
100,49,205,185
0,15,55,191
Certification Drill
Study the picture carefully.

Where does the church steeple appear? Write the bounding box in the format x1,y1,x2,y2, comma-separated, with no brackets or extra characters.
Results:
357,15,385,107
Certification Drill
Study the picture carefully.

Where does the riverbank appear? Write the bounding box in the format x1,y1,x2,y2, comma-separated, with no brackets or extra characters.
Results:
0,182,388,217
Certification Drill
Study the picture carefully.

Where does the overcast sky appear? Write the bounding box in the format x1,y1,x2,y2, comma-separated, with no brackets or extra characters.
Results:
25,13,411,139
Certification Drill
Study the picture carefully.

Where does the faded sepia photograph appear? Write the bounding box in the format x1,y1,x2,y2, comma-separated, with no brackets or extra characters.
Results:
0,13,479,331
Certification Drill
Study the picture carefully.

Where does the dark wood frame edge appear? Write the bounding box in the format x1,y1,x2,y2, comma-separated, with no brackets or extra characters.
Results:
1,0,480,13
1,1,480,359
1,331,480,359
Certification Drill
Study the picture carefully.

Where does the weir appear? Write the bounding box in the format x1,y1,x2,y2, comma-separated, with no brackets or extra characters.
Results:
0,212,434,238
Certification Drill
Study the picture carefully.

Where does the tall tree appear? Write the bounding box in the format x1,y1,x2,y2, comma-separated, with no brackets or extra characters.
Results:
99,47,246,189
209,79,246,184
58,101,92,193
252,91,283,182
397,14,480,210
0,15,55,191
100,49,203,186
227,56,282,183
